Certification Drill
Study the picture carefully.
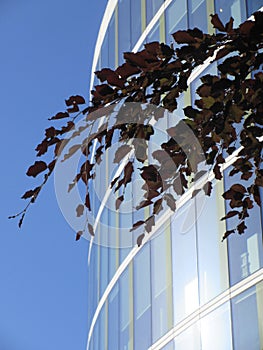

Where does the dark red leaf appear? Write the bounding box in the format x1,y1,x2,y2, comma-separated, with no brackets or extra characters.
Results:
213,163,222,180
45,126,57,138
21,186,41,199
210,14,226,32
35,140,49,156
164,193,176,211
65,95,85,106
136,199,153,210
49,111,69,120
230,184,247,194
116,195,124,210
67,105,79,113
62,144,81,161
26,161,47,177
172,30,196,44
85,193,91,211
237,221,247,235
48,160,56,173
203,181,212,196
76,204,84,217
123,161,134,186
130,220,145,232
88,223,94,236
222,229,235,240
75,231,83,241
153,198,163,215
145,215,155,233
221,210,240,220
114,145,132,163
115,62,140,79
18,213,25,228
137,233,145,247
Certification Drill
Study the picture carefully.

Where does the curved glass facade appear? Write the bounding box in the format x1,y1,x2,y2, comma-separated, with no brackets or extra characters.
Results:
87,1,263,349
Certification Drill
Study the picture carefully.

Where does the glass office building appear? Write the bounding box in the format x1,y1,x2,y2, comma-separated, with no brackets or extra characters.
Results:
86,1,263,349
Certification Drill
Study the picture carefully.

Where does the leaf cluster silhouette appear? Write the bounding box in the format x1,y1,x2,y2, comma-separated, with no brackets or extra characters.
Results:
10,13,263,244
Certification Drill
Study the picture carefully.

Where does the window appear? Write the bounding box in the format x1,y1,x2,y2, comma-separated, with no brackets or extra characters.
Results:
196,180,229,305
134,243,152,349
171,201,199,324
224,173,263,286
165,0,188,44
151,227,173,342
215,0,247,25
108,284,119,350
247,0,263,16
231,282,263,350
119,266,133,349
146,0,164,24
188,0,208,33
201,302,232,350
118,0,131,65
131,0,143,48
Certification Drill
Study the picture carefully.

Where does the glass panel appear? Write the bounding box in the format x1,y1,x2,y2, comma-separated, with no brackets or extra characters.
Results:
171,201,199,324
108,12,116,69
99,222,109,298
224,173,263,286
151,227,173,342
201,302,232,350
174,321,201,350
162,340,174,350
134,243,152,350
131,0,142,48
101,32,109,69
108,284,120,350
231,281,263,350
146,0,164,24
118,0,131,65
188,0,208,33
99,303,107,350
215,0,247,26
247,0,263,16
147,21,160,42
119,266,133,349
196,180,229,305
165,0,188,44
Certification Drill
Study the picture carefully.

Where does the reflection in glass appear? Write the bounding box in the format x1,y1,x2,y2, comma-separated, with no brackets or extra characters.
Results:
231,282,263,350
215,0,247,25
165,0,187,44
99,303,107,349
146,0,164,24
173,322,201,350
120,266,133,349
131,0,142,48
134,243,152,349
108,284,119,350
224,173,263,286
171,201,199,324
201,302,232,350
247,0,263,15
188,0,208,33
151,227,173,342
118,0,131,65
196,181,229,305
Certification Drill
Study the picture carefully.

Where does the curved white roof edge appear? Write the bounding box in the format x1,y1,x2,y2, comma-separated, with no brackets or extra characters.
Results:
89,0,118,94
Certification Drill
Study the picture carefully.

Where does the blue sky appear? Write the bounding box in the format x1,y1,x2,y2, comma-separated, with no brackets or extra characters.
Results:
0,1,107,349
